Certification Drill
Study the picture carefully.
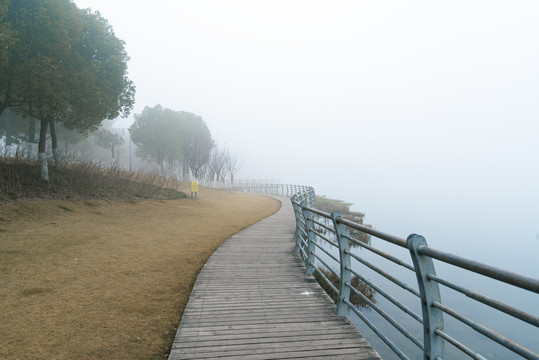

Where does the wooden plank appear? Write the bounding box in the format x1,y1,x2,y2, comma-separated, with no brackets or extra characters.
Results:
173,345,379,360
175,334,365,349
168,196,381,360
177,327,365,342
174,342,374,357
177,322,357,336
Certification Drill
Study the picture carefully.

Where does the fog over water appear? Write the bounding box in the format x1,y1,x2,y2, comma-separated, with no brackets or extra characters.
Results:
73,1,539,277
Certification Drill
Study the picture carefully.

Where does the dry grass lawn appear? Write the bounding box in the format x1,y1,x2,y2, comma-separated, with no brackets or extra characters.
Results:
0,189,280,359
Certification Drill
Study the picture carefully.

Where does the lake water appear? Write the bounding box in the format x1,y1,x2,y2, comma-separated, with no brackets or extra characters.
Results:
307,197,539,360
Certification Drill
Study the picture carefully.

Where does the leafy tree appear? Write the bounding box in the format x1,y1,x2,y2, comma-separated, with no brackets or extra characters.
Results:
181,112,213,179
65,8,135,130
0,1,14,118
93,127,125,159
0,0,19,115
130,105,184,171
0,108,26,145
130,105,214,178
0,0,135,179
1,0,82,115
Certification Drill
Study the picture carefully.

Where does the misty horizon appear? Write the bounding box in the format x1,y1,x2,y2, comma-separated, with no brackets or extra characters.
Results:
70,0,538,277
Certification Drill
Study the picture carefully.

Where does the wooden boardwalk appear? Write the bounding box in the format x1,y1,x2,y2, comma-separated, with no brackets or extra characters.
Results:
168,196,381,360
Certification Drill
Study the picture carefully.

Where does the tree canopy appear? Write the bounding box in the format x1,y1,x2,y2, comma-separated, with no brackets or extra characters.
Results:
0,0,135,130
130,105,214,177
181,111,213,179
0,0,135,179
94,127,125,159
130,105,183,170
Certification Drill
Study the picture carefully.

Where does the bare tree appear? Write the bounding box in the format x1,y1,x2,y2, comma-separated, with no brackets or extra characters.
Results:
207,144,229,183
226,152,242,184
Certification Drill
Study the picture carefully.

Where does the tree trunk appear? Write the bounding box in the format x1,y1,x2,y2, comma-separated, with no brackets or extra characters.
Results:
38,119,49,181
49,121,62,169
111,144,115,158
5,109,12,146
182,161,189,181
27,117,36,160
158,152,164,173
0,101,7,117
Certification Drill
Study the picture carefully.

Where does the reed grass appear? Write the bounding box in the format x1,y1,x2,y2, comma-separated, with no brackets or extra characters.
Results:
0,153,185,202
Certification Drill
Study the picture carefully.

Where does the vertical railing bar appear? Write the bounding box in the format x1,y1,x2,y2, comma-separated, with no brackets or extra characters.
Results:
407,234,445,359
292,201,305,255
331,211,351,316
302,207,316,275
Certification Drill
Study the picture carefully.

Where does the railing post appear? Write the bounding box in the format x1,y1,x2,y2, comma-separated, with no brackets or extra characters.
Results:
407,234,445,360
331,211,352,316
309,188,315,207
292,202,304,254
302,206,316,275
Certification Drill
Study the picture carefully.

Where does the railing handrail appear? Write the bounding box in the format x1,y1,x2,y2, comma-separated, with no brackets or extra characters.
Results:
417,246,539,294
228,182,539,360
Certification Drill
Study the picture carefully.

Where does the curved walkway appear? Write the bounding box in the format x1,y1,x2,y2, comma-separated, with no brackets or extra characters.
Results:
168,196,381,360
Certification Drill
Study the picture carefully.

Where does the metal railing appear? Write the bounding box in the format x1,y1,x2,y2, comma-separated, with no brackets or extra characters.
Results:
231,182,538,359
289,187,538,360
223,179,314,198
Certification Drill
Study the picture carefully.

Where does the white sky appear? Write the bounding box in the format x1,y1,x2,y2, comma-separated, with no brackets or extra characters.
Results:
72,0,539,268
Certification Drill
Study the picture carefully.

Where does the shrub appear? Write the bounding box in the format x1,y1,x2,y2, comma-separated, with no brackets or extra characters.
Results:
313,267,376,309
0,155,186,202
